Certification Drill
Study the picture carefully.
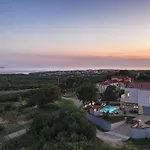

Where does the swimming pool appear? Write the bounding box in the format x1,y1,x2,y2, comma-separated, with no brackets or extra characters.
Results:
99,105,118,113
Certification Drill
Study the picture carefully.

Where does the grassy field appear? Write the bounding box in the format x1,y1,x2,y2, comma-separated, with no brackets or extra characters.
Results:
0,89,34,95
59,99,74,108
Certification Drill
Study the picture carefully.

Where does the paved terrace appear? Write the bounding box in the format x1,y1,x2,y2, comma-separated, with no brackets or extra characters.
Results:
111,123,131,137
133,115,150,122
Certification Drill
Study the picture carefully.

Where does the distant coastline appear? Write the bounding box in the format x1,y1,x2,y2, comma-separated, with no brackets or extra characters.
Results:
0,66,4,68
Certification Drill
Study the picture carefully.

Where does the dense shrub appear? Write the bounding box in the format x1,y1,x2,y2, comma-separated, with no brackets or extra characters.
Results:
31,86,61,107
26,97,36,107
2,111,18,123
102,111,109,120
0,124,5,131
4,103,13,111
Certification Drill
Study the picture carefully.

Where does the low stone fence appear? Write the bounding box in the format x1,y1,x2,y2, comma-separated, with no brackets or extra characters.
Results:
86,113,125,131
131,127,150,139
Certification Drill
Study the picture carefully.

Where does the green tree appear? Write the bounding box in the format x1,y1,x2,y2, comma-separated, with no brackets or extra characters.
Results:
119,70,131,76
31,85,61,107
76,83,99,105
136,74,150,81
102,85,119,102
58,83,67,94
30,107,96,149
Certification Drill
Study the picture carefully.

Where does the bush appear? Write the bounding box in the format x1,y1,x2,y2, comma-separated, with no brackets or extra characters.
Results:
4,103,13,111
0,124,5,131
25,110,38,120
102,111,109,120
26,97,36,107
32,86,61,107
2,111,18,123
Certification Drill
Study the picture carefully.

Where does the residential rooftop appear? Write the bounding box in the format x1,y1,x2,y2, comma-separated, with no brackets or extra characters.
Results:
127,81,150,90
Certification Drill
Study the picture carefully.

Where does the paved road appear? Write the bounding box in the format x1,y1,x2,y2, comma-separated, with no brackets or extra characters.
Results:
96,130,123,147
4,129,27,141
62,97,83,108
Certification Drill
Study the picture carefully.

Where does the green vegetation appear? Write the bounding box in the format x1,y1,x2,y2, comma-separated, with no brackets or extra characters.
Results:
65,92,77,98
0,72,112,91
102,115,125,123
128,138,150,149
76,83,99,105
0,89,37,102
0,74,64,91
30,85,61,107
145,120,150,125
0,86,61,141
0,99,136,150
59,99,74,108
102,85,120,102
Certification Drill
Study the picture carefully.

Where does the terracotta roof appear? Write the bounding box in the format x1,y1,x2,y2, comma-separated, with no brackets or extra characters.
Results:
112,75,131,78
99,81,109,86
99,79,127,86
112,76,131,81
90,105,101,109
127,81,150,90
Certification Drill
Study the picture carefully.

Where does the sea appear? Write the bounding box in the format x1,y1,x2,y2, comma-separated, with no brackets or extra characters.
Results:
0,67,93,74
0,67,57,74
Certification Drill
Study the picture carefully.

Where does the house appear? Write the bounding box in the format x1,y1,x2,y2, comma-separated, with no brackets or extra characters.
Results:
96,76,131,93
111,76,132,83
121,81,150,115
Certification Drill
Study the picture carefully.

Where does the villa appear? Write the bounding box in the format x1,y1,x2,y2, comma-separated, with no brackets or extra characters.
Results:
121,81,150,115
96,75,132,93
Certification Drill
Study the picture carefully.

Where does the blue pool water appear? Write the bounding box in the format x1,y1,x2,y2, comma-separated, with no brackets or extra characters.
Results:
99,105,118,113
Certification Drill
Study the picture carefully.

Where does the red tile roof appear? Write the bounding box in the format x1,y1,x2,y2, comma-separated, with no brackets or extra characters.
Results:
99,81,110,86
127,81,150,90
90,105,101,109
99,79,127,86
112,75,131,79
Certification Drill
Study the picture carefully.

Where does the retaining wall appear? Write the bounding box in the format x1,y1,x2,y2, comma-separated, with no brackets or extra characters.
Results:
87,113,126,131
111,120,126,130
131,127,150,139
86,113,111,131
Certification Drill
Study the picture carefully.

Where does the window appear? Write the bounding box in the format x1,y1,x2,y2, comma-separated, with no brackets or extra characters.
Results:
126,91,130,99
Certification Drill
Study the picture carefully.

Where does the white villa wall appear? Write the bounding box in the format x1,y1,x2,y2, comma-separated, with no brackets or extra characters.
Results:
121,88,138,104
94,111,100,116
138,90,150,107
96,84,108,93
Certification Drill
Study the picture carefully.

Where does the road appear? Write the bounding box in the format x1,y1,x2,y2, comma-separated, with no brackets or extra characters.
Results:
3,129,27,141
62,97,83,108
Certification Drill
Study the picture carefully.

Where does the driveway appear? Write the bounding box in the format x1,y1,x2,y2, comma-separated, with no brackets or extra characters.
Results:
133,115,150,123
62,97,82,108
96,130,123,147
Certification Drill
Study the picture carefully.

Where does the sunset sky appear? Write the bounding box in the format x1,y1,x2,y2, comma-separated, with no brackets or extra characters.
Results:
0,0,150,70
